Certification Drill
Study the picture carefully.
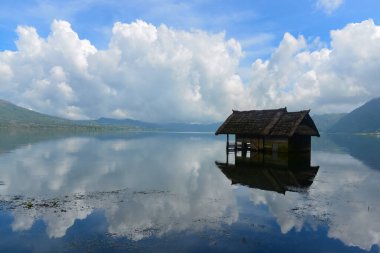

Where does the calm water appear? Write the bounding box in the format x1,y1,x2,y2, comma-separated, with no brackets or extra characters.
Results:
0,131,379,252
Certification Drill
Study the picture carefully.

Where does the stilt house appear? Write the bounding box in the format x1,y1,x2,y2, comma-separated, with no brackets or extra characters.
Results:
215,108,320,153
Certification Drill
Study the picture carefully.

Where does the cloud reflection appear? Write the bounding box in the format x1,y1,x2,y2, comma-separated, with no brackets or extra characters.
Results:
249,150,380,251
0,134,238,239
1,133,380,251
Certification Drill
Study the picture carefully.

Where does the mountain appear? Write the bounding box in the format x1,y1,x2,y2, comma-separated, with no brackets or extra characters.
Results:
0,100,134,131
312,113,347,132
328,97,380,133
96,117,159,129
160,123,222,133
0,99,73,127
95,117,220,132
160,122,221,132
0,99,219,132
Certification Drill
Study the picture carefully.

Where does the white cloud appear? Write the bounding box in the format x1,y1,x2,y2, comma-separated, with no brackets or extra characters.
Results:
1,19,380,121
249,19,380,114
316,0,344,14
0,19,248,122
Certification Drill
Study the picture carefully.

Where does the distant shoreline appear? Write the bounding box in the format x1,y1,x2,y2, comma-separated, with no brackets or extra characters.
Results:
320,132,380,136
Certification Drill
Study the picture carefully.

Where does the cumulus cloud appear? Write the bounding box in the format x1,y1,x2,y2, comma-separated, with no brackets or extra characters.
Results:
316,0,344,14
0,19,247,122
249,19,380,113
0,19,380,121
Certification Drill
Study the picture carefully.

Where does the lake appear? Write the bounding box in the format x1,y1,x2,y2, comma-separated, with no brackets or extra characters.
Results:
0,131,379,252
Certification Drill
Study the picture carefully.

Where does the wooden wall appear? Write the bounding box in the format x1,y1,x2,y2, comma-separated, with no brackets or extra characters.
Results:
289,135,311,152
236,135,289,152
235,134,311,153
262,137,288,152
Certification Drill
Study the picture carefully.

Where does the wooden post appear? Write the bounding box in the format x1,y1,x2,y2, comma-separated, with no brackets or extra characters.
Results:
235,135,237,153
226,134,229,153
263,137,265,152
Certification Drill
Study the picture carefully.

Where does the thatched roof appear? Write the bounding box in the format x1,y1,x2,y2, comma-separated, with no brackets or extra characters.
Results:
215,108,320,137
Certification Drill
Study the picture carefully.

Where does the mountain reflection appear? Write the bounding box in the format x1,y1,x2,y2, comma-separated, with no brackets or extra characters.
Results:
216,152,319,194
328,134,380,171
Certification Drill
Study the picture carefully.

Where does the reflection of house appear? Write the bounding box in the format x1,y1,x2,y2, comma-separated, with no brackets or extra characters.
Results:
215,152,319,194
215,108,319,153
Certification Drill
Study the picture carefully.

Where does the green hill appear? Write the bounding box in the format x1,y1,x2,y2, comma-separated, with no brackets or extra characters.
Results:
0,99,134,131
328,97,380,134
0,99,219,133
0,99,74,127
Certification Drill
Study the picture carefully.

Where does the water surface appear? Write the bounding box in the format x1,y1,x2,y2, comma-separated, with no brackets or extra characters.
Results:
0,132,379,252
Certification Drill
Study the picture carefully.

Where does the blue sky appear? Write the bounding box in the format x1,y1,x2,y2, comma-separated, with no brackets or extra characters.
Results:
2,0,379,61
1,0,380,122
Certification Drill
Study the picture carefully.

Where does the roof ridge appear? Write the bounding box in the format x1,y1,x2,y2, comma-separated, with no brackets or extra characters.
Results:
232,108,287,114
266,110,310,137
263,110,286,135
286,109,310,114
288,110,310,136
